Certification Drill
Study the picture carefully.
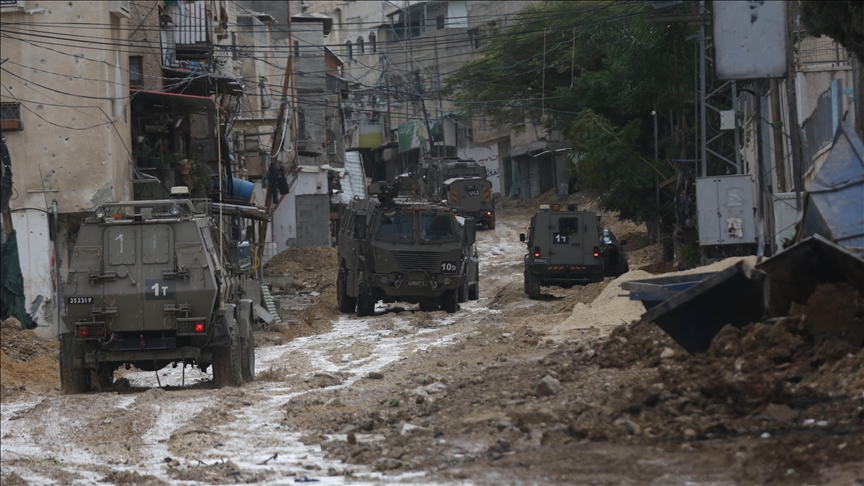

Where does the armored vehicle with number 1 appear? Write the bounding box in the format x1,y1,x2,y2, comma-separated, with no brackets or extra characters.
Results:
60,192,271,393
520,204,628,299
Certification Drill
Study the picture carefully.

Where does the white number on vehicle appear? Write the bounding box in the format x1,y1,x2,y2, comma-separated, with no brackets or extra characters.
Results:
467,190,480,196
68,296,94,304
441,261,458,273
145,279,175,300
553,232,570,244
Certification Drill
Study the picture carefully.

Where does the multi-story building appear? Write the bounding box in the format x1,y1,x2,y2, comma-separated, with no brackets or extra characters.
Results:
303,0,573,200
1,0,134,338
236,0,351,251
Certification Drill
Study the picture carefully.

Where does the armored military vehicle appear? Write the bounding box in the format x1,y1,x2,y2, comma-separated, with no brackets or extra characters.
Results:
337,181,479,315
60,190,271,393
520,204,628,299
415,158,495,229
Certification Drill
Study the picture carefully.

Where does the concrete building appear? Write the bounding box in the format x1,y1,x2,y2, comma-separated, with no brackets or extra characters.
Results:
302,0,574,200
1,0,134,338
236,0,351,251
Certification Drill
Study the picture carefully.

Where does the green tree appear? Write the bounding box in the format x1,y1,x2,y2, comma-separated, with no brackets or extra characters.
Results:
442,1,699,265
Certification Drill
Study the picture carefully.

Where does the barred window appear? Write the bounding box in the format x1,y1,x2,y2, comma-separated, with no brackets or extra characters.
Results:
1,102,23,131
129,56,144,88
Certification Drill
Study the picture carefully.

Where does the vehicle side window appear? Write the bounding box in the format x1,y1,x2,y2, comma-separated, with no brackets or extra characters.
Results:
559,217,578,232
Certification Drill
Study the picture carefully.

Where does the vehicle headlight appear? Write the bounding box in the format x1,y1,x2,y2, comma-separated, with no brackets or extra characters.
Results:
169,203,181,216
94,206,106,219
380,276,388,284
444,277,451,285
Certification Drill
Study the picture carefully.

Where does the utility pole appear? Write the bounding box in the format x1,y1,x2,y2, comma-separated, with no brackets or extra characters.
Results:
785,6,804,217
770,79,787,192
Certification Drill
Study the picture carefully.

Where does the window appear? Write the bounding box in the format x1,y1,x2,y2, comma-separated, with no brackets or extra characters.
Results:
294,40,300,57
468,29,479,50
436,15,445,30
559,217,579,232
346,40,352,60
357,36,364,54
377,212,414,242
369,33,376,53
129,56,144,88
421,214,455,242
0,102,22,131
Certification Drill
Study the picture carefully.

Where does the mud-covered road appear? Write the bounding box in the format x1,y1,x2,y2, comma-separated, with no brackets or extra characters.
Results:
2,198,863,485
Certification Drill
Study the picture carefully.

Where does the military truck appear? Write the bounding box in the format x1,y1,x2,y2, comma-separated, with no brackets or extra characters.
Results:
60,190,271,393
520,204,628,299
337,181,479,315
415,158,495,229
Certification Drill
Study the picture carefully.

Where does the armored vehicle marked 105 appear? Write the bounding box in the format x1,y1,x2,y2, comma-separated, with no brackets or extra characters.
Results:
520,204,629,299
337,181,479,315
60,191,271,393
415,158,496,229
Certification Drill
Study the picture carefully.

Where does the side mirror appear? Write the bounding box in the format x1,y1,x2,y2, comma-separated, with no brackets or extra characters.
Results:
354,216,367,239
620,240,628,246
237,241,252,271
463,218,477,246
519,233,526,242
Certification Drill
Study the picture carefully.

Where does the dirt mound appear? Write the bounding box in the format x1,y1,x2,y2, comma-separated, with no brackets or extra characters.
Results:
264,246,338,290
1,317,60,399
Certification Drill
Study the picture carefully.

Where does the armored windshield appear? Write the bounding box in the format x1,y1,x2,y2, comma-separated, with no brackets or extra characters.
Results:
377,212,414,241
420,214,456,242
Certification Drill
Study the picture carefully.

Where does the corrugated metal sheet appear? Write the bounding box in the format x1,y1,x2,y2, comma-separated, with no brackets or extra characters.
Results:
343,151,367,199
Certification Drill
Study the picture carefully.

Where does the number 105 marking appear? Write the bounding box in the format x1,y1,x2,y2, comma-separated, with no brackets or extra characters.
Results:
441,261,457,273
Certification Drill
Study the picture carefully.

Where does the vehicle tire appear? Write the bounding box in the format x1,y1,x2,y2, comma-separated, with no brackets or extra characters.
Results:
356,272,376,317
60,333,90,395
468,279,479,301
419,301,438,312
95,364,114,391
337,267,356,313
527,273,541,300
441,290,458,314
240,336,255,382
457,276,468,303
213,328,243,388
487,218,495,230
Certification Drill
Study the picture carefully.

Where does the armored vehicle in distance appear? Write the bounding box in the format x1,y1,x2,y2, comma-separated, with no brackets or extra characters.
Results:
337,181,479,315
416,158,495,229
60,193,271,393
520,204,628,299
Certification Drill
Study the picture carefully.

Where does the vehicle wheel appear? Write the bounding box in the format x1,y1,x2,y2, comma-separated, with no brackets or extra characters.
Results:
468,279,479,300
213,328,243,388
337,267,356,313
240,336,255,382
419,301,438,312
487,218,496,230
356,272,376,317
441,290,459,314
95,364,114,391
60,333,90,395
527,273,541,300
457,276,468,303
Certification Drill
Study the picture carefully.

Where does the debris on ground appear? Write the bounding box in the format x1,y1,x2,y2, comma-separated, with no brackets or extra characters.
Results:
0,317,59,398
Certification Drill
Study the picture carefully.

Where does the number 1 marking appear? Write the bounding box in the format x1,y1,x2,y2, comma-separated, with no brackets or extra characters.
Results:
115,233,124,253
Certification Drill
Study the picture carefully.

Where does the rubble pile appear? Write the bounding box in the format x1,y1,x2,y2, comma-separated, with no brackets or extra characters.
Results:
291,282,862,483
263,246,338,291
0,317,59,398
